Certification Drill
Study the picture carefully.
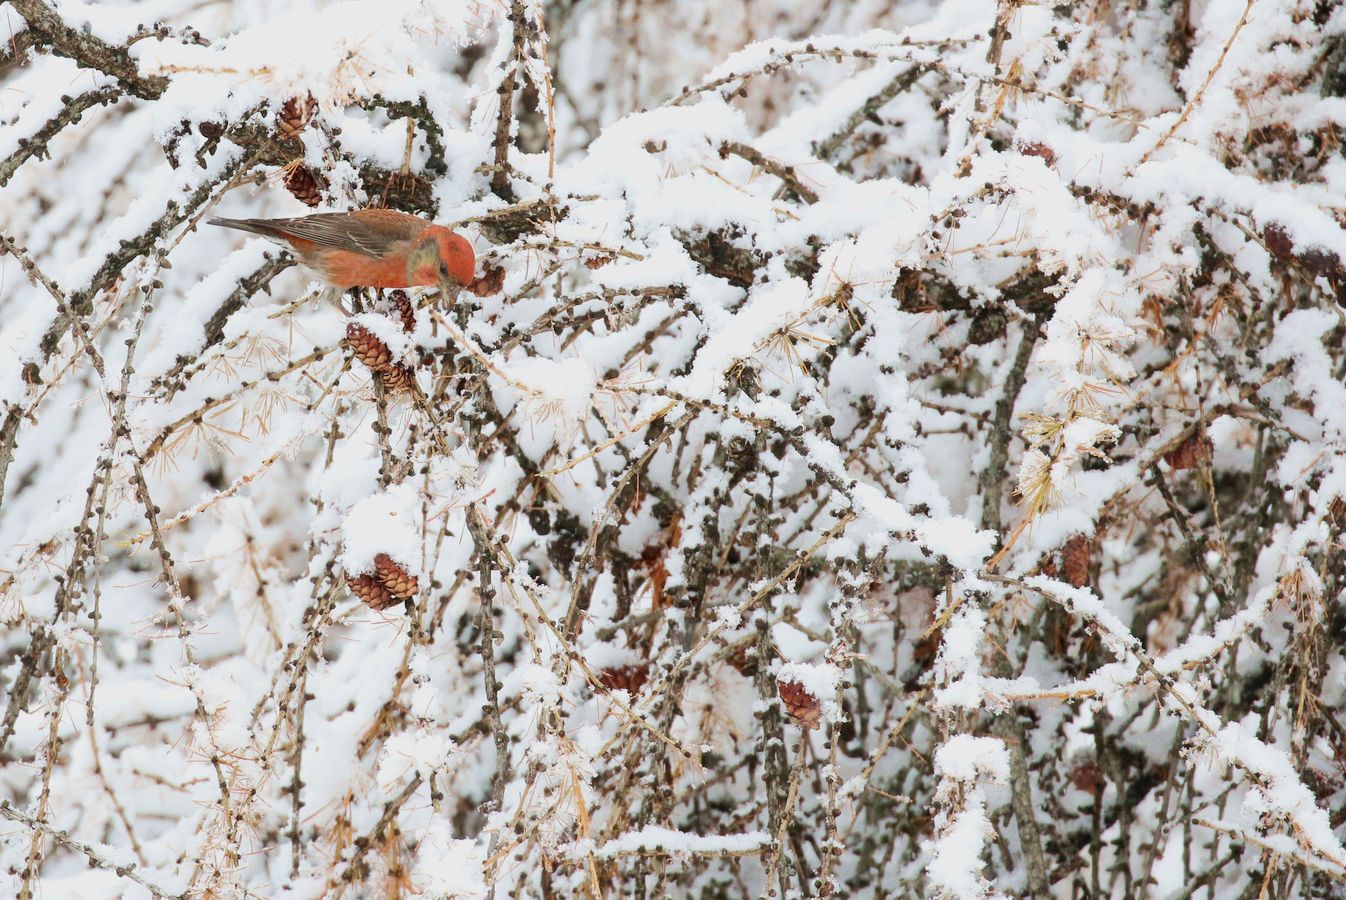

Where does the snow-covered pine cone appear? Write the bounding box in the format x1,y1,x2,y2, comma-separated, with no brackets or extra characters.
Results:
1016,141,1057,167
386,290,416,333
283,164,325,208
778,679,822,729
277,93,317,139
374,553,418,600
346,323,415,393
348,572,397,611
1263,224,1296,262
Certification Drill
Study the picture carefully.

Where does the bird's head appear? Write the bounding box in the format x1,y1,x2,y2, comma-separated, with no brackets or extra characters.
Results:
406,226,476,291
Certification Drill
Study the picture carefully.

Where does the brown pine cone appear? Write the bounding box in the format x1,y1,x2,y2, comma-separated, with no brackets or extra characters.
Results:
379,364,416,394
1263,224,1295,262
726,645,759,678
778,680,822,729
346,322,395,371
385,290,416,333
467,264,506,297
1061,534,1092,588
1299,247,1344,279
349,572,398,611
277,93,318,139
1016,141,1056,167
346,322,416,392
1069,759,1105,796
599,665,650,695
1163,431,1212,470
283,165,326,208
374,553,419,600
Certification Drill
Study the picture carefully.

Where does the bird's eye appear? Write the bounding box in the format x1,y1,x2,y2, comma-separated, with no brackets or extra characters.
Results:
438,263,449,276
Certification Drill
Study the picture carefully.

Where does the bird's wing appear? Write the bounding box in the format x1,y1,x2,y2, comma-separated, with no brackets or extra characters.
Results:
271,210,428,257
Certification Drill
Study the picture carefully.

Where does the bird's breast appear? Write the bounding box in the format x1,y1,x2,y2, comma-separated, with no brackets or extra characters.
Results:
311,248,413,290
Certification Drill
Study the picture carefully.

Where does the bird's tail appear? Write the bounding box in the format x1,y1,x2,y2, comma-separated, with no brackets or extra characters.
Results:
208,217,283,239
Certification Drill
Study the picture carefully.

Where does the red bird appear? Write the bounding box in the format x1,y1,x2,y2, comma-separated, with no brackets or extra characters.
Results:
209,209,475,291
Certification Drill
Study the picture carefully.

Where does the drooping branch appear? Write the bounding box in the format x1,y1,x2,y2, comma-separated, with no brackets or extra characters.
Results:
0,86,123,189
8,0,168,98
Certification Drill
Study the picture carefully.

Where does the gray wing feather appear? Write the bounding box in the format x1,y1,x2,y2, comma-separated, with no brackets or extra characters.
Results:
209,214,420,256
268,214,405,256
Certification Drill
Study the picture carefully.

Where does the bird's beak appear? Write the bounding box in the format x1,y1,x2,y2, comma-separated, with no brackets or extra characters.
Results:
437,276,463,307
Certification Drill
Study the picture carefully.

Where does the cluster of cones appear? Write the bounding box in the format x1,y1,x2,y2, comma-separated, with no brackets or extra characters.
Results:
348,553,419,611
273,93,428,612
345,291,418,393
275,94,326,207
